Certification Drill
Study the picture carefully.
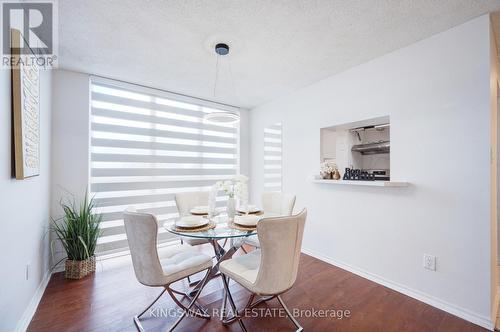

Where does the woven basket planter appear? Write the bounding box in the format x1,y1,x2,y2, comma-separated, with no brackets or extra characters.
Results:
65,256,96,279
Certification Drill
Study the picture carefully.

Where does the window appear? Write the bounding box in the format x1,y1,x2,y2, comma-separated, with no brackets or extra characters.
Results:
90,77,240,254
263,122,282,192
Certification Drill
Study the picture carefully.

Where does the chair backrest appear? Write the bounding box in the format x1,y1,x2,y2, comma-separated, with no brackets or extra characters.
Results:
175,191,210,216
123,210,164,287
262,192,296,216
253,209,307,295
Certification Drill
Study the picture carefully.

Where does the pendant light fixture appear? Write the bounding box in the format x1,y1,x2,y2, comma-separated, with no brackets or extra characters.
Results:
203,42,240,124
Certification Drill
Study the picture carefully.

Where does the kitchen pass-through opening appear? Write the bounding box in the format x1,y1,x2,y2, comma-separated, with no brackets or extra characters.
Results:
320,115,390,181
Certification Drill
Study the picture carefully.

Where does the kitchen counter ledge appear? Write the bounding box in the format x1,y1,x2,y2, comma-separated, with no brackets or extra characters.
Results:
311,177,409,187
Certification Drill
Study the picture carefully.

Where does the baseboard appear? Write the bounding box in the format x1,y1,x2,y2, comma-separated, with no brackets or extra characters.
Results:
301,248,494,331
14,269,52,332
52,264,65,273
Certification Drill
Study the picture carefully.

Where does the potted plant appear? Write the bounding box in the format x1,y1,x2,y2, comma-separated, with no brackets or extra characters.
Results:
52,195,102,279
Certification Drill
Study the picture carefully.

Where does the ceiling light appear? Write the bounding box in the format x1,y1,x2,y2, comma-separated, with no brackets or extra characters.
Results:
204,111,240,124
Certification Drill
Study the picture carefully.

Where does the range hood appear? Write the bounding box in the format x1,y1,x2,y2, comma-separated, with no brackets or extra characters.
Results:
351,140,390,155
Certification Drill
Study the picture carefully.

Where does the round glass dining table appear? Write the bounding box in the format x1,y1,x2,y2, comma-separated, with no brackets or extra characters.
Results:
163,213,259,321
163,213,258,279
163,214,258,240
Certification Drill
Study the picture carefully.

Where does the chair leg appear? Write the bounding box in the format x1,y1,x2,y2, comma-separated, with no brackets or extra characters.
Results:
167,288,210,319
240,245,248,254
276,295,303,332
167,269,211,332
221,276,248,332
133,288,167,331
249,295,274,308
223,294,274,325
244,294,255,310
186,274,202,287
168,287,210,317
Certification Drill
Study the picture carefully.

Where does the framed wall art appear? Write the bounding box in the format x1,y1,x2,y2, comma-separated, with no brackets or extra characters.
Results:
11,28,41,179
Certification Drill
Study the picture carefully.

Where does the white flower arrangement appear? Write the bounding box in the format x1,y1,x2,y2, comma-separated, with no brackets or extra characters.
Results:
320,161,337,174
216,176,248,198
209,175,249,213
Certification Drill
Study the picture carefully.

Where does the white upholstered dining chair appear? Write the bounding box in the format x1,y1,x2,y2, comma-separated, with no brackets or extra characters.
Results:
262,192,296,215
174,191,210,247
243,192,296,249
220,209,307,332
123,210,213,332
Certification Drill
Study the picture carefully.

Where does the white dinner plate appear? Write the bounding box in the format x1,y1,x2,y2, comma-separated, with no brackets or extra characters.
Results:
190,206,209,215
236,205,261,214
176,216,208,228
234,215,261,227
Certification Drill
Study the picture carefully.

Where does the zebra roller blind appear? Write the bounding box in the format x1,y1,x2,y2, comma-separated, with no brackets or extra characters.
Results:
90,77,240,254
263,122,282,192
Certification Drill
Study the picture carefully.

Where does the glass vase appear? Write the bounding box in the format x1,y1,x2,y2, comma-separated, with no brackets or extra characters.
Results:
227,197,236,220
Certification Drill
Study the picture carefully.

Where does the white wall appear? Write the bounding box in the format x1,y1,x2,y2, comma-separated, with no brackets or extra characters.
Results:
0,69,52,332
250,15,493,328
51,70,90,212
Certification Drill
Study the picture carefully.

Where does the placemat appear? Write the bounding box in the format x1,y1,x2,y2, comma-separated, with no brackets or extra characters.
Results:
236,211,262,215
190,212,209,216
172,221,216,233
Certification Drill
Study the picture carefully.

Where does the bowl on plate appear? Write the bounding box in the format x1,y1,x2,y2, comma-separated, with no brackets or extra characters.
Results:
176,215,208,228
190,206,209,215
234,214,261,227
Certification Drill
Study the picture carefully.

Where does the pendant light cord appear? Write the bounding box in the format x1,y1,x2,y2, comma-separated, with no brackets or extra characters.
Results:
213,54,220,97
228,57,237,103
212,43,239,107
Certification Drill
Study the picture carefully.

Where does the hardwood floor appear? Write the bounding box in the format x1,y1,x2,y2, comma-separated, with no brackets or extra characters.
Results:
28,245,486,332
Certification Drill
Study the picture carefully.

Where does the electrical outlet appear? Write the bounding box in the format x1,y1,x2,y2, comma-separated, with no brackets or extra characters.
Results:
423,254,436,271
25,262,30,280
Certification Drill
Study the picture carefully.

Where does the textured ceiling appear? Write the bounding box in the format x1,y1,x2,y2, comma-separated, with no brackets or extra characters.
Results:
58,1,500,109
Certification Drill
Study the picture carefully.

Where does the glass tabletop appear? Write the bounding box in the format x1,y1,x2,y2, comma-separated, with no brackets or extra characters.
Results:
164,214,258,240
